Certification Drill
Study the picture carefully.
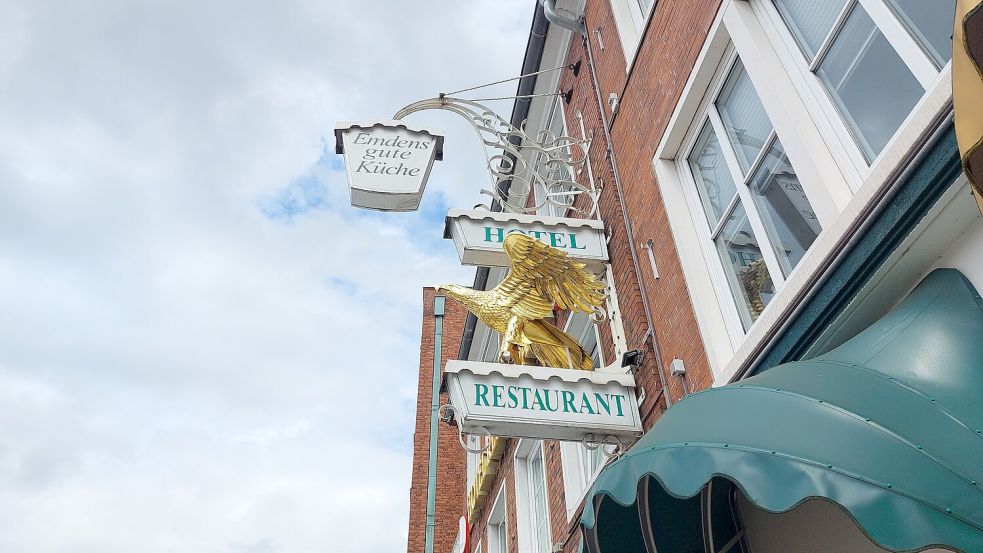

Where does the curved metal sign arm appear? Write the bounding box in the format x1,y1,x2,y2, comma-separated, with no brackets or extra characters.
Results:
395,96,600,217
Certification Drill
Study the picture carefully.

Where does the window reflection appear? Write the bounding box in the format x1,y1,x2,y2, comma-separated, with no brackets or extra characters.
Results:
749,139,821,275
714,203,775,329
689,123,738,228
816,3,923,160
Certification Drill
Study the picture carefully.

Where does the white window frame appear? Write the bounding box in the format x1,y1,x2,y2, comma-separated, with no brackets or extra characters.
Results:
651,4,845,378
609,0,657,67
563,311,604,368
513,439,552,553
535,94,579,219
557,312,613,519
559,441,614,521
653,0,954,383
487,485,509,553
748,0,953,187
675,44,826,342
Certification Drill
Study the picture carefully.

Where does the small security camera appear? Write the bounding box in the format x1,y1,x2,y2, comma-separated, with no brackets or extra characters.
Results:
438,405,456,426
621,349,644,368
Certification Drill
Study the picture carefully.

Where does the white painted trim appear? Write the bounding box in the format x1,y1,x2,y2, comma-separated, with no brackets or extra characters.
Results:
749,0,951,185
652,7,739,377
563,311,605,367
749,0,870,186
714,98,954,384
725,1,853,222
608,0,657,69
559,441,611,523
487,485,509,553
652,0,955,382
603,264,630,359
655,157,737,377
513,439,552,553
559,442,583,521
705,102,788,287
858,0,937,88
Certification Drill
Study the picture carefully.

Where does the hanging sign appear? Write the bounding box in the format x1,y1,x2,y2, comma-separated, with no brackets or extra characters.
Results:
450,516,469,553
334,120,444,212
443,360,642,443
444,208,608,272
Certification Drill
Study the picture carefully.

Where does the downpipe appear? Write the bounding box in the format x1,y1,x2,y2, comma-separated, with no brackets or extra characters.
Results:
582,30,673,408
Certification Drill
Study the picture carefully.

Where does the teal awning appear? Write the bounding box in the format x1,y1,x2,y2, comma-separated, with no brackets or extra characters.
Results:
580,269,983,553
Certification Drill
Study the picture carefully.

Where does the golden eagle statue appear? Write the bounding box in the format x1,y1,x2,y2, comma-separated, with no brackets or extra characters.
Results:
438,233,606,370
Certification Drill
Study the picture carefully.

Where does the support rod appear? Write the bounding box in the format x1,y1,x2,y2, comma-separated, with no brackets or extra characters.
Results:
424,295,446,553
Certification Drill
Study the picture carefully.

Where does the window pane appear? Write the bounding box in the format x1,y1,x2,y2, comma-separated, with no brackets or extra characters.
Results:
773,0,849,59
714,203,775,329
688,122,738,228
748,139,821,276
582,326,600,368
637,0,653,16
528,448,550,553
886,0,956,68
816,3,924,160
716,59,774,174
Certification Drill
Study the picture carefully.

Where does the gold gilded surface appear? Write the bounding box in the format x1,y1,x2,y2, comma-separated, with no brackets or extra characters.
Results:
954,0,983,213
438,233,606,370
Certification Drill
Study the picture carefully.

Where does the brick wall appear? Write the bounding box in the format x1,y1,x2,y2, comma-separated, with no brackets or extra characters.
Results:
557,0,722,424
462,1,724,552
406,288,469,553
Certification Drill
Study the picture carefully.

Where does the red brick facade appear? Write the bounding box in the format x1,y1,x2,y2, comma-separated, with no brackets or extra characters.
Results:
406,288,469,553
417,1,727,552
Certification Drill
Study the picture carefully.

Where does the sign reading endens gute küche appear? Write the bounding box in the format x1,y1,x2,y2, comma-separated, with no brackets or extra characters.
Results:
442,360,642,443
335,120,444,212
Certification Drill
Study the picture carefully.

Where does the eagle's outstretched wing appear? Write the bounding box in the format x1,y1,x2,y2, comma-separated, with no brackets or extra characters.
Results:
493,233,606,320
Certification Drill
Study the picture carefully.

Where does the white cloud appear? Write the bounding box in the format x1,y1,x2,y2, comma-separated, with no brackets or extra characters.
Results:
0,0,532,551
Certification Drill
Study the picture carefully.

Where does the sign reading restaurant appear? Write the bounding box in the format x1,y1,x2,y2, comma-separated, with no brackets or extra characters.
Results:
334,120,444,212
443,360,642,443
444,208,608,272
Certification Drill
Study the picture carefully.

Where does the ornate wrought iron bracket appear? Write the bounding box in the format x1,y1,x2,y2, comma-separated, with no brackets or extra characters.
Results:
394,97,600,217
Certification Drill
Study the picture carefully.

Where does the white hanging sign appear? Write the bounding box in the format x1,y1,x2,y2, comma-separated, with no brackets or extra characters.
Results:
443,208,608,272
450,516,468,553
335,120,443,212
442,360,642,443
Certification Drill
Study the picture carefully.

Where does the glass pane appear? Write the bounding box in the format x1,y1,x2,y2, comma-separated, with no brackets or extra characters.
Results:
716,59,774,174
816,3,924,160
886,0,956,68
528,449,550,553
582,326,600,368
748,139,822,276
637,0,653,15
688,122,738,228
714,203,776,329
773,0,849,59
495,522,507,553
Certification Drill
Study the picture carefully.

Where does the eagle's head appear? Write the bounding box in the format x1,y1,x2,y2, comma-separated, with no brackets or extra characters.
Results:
435,284,478,308
435,284,466,297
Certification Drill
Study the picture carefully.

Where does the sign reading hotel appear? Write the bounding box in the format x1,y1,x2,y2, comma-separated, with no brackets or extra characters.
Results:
444,208,608,272
443,360,642,443
335,120,444,212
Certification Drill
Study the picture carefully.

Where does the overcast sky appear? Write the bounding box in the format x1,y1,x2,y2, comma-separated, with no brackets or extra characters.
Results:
0,2,532,551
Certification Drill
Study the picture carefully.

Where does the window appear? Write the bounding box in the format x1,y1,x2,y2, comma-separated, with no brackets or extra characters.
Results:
770,0,956,161
487,487,508,553
515,440,552,553
609,0,657,65
684,56,822,330
527,446,551,553
565,311,603,369
629,0,655,32
536,95,577,218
